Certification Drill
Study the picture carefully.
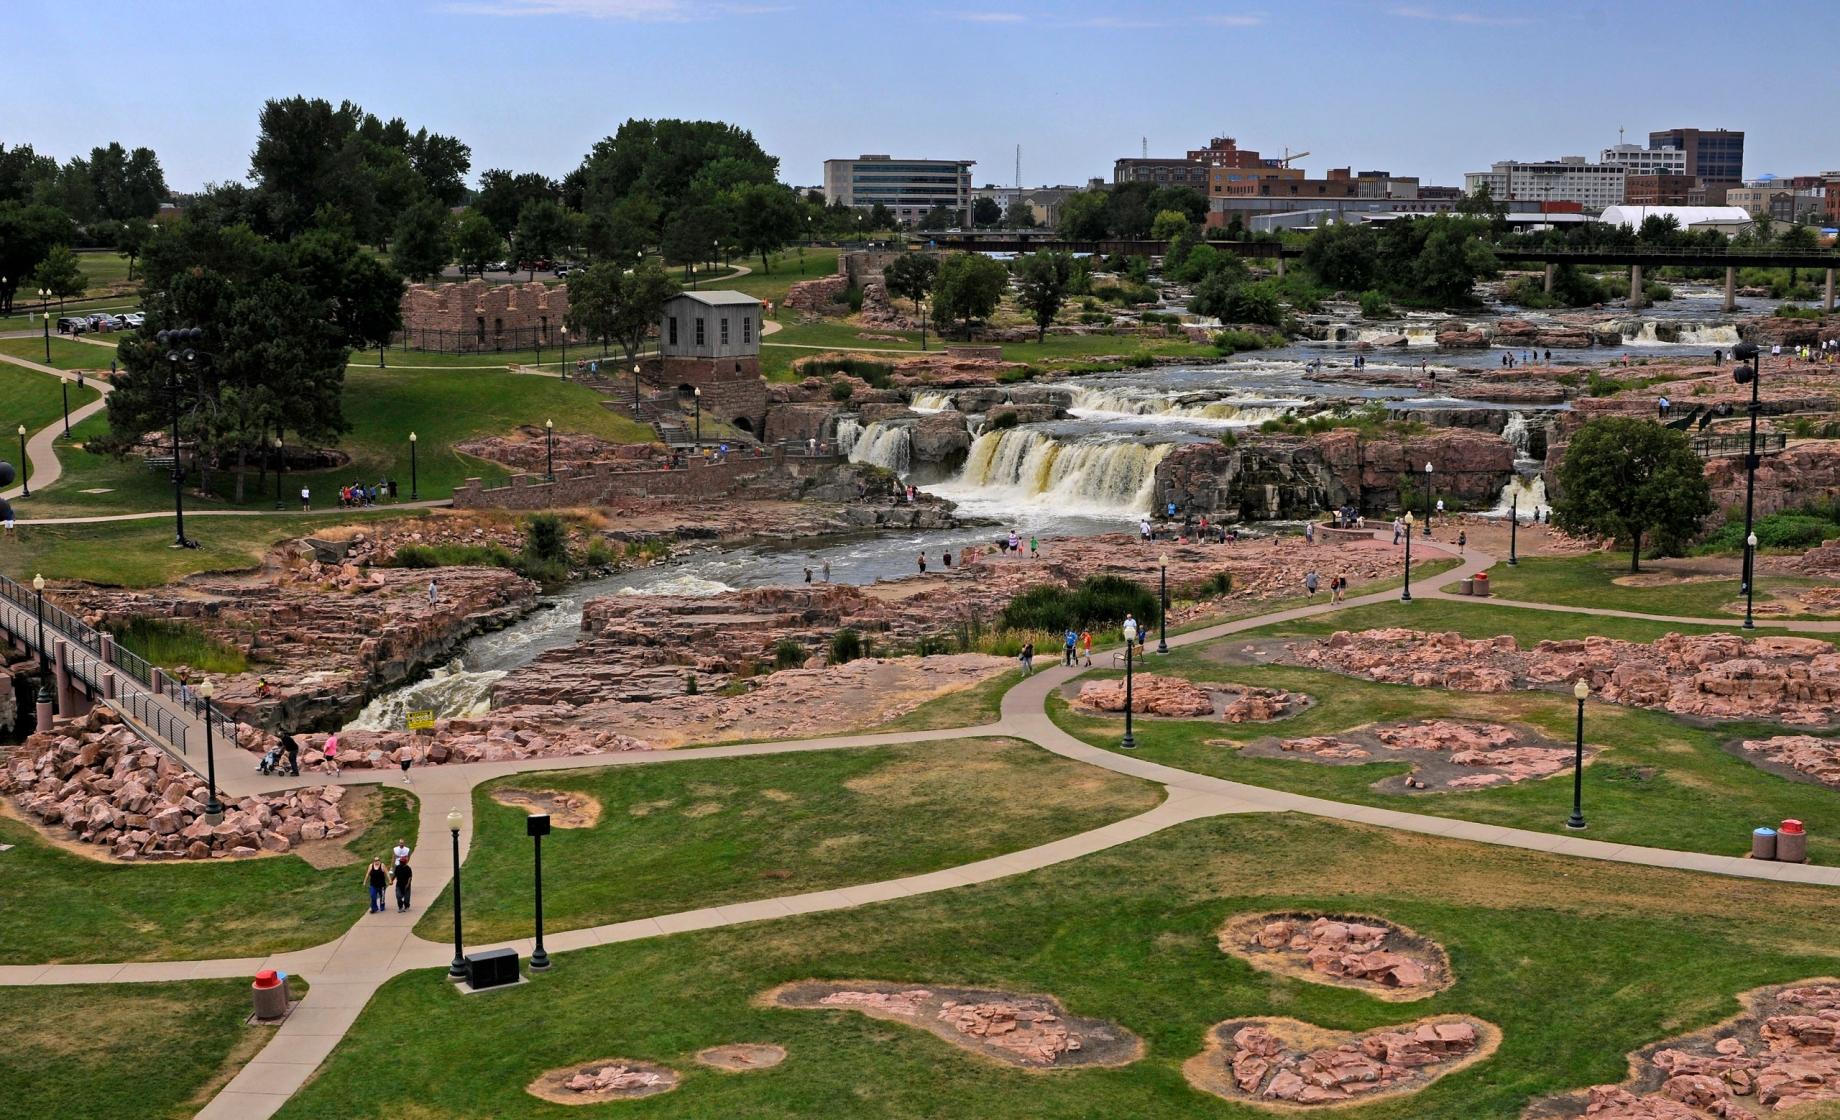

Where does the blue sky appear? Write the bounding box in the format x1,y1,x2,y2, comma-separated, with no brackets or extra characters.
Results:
7,0,1833,194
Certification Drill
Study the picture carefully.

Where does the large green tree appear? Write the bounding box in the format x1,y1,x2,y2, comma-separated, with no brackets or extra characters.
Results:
512,200,574,276
567,260,680,364
931,252,1008,335
85,142,167,221
1015,251,1073,342
389,199,452,282
576,119,777,229
728,183,802,272
452,210,503,277
473,169,558,238
1057,190,1109,241
883,252,939,313
32,245,86,309
1301,222,1378,291
0,202,69,313
1553,417,1714,572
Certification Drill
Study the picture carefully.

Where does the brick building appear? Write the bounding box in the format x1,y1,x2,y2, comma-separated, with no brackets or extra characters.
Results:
1625,173,1697,205
656,290,768,436
399,280,568,353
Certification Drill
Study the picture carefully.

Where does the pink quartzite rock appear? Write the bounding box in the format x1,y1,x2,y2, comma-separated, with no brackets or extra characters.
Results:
1075,675,1214,717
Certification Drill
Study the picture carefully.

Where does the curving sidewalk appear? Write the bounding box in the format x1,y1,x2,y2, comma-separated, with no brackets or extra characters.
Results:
0,354,110,500
0,537,1835,1119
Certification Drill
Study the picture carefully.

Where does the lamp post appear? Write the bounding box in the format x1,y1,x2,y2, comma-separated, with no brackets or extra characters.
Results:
447,808,467,980
40,290,51,364
1567,679,1589,829
60,378,69,437
1401,512,1415,601
1508,495,1519,566
1121,616,1139,750
409,432,418,500
920,300,929,351
527,813,551,971
1732,341,1764,597
544,419,555,481
274,435,285,510
1156,553,1170,654
560,325,568,380
16,426,27,497
693,386,702,446
1422,462,1434,536
378,341,386,369
1744,532,1759,630
632,363,641,413
198,679,223,824
158,328,203,549
31,575,51,712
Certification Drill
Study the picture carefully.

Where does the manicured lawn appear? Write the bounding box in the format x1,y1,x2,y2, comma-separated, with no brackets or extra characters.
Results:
0,786,417,964
0,978,268,1120
26,365,653,516
759,318,1219,381
1257,597,1769,644
879,667,1016,731
278,812,1840,1119
0,363,100,483
1049,624,1840,860
0,335,117,370
1169,557,1465,638
414,737,1160,943
1483,554,1835,620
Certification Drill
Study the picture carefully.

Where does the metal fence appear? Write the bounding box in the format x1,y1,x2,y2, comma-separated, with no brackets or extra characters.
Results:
390,325,571,355
1691,432,1788,458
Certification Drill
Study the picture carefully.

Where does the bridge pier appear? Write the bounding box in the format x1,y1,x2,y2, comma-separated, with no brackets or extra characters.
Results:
1629,264,1645,311
101,669,116,701
1724,266,1738,312
1543,263,1555,294
53,639,73,717
36,694,52,732
1826,268,1835,313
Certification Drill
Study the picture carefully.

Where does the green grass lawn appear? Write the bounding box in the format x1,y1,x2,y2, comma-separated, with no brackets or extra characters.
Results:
878,667,1015,731
277,812,1840,1119
1483,554,1836,620
0,335,118,370
414,737,1160,943
0,363,100,483
0,786,417,964
759,317,1219,381
24,365,653,517
1259,597,1771,645
0,978,268,1120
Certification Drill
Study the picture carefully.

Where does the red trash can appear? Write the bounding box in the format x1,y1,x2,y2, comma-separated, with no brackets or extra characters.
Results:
1777,819,1807,863
1472,572,1491,598
252,968,288,1020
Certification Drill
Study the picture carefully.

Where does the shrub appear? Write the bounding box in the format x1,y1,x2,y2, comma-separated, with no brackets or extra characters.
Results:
1185,571,1233,598
684,672,698,695
389,543,516,569
113,617,250,674
1358,289,1394,319
829,380,854,401
524,515,568,564
801,356,894,388
845,284,864,312
1212,328,1278,356
513,555,569,585
582,537,616,568
773,639,807,669
998,574,1160,634
829,627,864,664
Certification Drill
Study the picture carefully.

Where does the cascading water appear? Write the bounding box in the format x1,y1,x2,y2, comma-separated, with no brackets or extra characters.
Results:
1489,474,1547,517
835,417,861,455
1612,319,1741,346
931,427,1174,518
848,421,913,473
1069,387,1296,426
345,661,505,730
909,391,955,412
1502,412,1533,459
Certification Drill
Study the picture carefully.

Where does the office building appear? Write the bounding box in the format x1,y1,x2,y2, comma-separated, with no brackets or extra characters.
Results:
1648,128,1744,186
822,155,974,225
1112,156,1210,188
1463,157,1626,209
1625,173,1697,206
1600,144,1688,176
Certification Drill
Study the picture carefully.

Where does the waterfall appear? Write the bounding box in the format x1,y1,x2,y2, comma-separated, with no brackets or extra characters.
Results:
835,417,861,455
1612,319,1741,346
1069,387,1295,426
344,660,504,730
934,428,1173,517
1350,326,1437,348
1502,412,1533,459
909,391,954,412
848,421,912,473
1488,474,1547,518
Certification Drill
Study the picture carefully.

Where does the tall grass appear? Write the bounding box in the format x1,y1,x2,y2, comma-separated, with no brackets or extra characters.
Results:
112,618,249,674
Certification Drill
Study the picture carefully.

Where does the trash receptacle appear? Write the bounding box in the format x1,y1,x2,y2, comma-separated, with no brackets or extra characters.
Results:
1459,578,1474,595
1472,572,1490,598
252,968,287,1020
1752,827,1777,860
1778,819,1807,863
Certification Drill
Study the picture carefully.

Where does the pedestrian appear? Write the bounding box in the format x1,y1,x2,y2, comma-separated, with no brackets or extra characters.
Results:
1331,574,1345,602
366,859,389,913
282,731,300,777
917,552,927,574
1019,640,1034,676
428,578,438,605
1080,629,1093,666
821,560,831,582
1139,518,1152,542
391,859,413,912
1064,628,1077,666
804,566,813,584
1008,530,1020,553
1457,529,1467,556
1029,536,1038,559
300,485,311,511
1391,517,1403,546
942,550,952,568
323,732,340,776
393,839,412,865
1305,521,1316,545
1305,570,1319,597
1435,499,1446,522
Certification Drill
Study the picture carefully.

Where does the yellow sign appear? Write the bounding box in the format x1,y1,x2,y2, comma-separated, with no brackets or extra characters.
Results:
406,709,436,731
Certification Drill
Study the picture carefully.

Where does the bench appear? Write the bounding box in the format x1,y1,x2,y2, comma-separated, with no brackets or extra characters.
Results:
143,456,176,472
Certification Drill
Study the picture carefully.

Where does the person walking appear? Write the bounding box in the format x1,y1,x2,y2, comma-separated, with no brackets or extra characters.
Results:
1391,516,1403,546
1063,628,1078,667
1019,640,1034,676
821,560,831,582
300,485,310,511
1080,629,1093,666
392,839,411,865
365,859,389,913
803,566,813,584
428,578,438,605
917,552,927,574
282,732,300,777
1305,570,1320,597
1331,574,1346,602
391,858,414,913
1029,536,1039,559
1457,529,1467,556
1305,521,1316,545
322,732,340,776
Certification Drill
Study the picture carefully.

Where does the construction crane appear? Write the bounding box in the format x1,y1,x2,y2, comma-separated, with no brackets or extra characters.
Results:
1277,147,1311,168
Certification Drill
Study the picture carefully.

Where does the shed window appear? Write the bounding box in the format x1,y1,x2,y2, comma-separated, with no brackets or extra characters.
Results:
720,316,730,346
668,316,678,346
742,315,752,344
695,317,705,346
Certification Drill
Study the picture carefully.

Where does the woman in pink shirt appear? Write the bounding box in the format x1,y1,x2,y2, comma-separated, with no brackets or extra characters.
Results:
323,732,340,776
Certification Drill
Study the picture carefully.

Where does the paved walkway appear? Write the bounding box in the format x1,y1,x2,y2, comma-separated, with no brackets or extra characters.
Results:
0,354,110,500
2,536,1837,1120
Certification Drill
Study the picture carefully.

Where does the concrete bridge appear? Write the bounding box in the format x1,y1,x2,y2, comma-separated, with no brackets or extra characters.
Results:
1496,246,1840,312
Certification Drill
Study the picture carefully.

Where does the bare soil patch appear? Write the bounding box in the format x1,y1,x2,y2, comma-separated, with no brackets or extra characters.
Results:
488,787,603,829
694,1043,786,1072
1525,978,1840,1119
1183,1015,1499,1109
526,1058,679,1105
1218,912,1453,1001
1062,677,1312,723
1725,735,1840,794
1227,719,1589,793
762,980,1142,1070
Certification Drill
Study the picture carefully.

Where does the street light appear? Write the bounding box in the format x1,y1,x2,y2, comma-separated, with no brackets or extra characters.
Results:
39,290,50,364
16,426,26,498
1567,679,1589,829
693,386,702,446
1743,532,1759,629
1120,616,1139,749
560,326,568,380
273,435,285,510
1401,512,1415,601
198,679,223,824
60,378,69,437
1156,552,1170,654
157,328,203,549
920,299,929,351
544,419,555,481
31,575,51,712
1422,462,1434,536
408,432,418,501
632,363,641,413
447,807,467,980
527,813,551,971
1508,494,1519,566
1732,340,1764,598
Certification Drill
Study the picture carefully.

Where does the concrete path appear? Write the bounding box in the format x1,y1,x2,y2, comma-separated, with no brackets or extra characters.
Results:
2,534,1837,1120
0,354,110,500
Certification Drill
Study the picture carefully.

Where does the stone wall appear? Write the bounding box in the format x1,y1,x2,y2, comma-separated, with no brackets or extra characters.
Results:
451,451,850,511
657,357,768,432
1704,439,1840,518
400,280,568,352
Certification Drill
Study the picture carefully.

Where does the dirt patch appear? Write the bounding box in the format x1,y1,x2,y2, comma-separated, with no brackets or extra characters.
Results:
1183,1015,1499,1109
1526,978,1840,1119
526,1058,679,1105
1726,735,1840,793
289,785,381,869
762,980,1142,1070
1218,913,1453,1001
1227,719,1589,793
694,1043,786,1072
489,788,603,829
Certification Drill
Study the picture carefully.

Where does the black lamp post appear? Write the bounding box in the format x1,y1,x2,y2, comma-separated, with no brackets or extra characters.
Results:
920,301,929,351
559,326,568,380
274,435,285,510
1744,532,1758,630
60,379,69,437
632,363,641,413
1567,678,1589,829
527,813,551,971
1508,495,1519,566
1400,512,1415,601
378,341,386,369
16,426,27,497
1732,340,1763,599
409,432,418,501
198,679,223,824
40,291,51,364
1121,617,1139,750
158,328,203,549
31,574,52,711
447,808,467,980
544,419,555,481
1422,461,1434,536
693,386,702,446
1156,552,1170,654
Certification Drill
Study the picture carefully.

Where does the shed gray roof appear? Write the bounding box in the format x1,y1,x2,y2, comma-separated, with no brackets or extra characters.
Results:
669,290,761,307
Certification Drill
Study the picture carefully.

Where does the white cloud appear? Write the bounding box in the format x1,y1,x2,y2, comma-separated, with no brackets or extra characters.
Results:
1201,13,1264,27
1388,5,1530,26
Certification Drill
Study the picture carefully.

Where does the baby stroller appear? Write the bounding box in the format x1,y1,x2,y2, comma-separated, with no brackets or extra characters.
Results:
256,744,283,775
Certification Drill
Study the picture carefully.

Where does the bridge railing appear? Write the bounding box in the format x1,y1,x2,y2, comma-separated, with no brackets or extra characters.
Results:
0,573,101,657
1691,432,1788,458
1501,246,1840,261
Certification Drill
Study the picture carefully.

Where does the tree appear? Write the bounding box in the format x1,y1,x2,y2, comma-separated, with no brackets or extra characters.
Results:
660,203,727,275
564,262,622,352
1015,252,1072,342
474,169,558,238
931,252,1007,335
729,182,802,271
32,245,86,310
1635,213,1682,246
115,220,152,280
919,203,958,230
568,260,680,364
576,119,777,230
1553,417,1714,573
883,252,939,314
389,199,452,282
513,200,573,276
1057,190,1109,241
452,210,503,277
866,202,895,232
1148,185,1208,225
86,142,167,221
972,196,1003,227
0,201,69,314
1301,222,1378,291
1150,209,1192,243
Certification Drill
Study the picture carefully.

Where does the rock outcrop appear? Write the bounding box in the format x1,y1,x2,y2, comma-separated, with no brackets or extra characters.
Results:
1222,914,1449,996
1185,1016,1492,1107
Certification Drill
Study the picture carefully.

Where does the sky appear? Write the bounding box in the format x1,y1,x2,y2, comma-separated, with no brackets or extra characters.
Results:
6,0,1835,195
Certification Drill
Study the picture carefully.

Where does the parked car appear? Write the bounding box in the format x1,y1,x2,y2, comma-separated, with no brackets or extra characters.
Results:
487,260,510,273
122,312,144,328
56,316,86,334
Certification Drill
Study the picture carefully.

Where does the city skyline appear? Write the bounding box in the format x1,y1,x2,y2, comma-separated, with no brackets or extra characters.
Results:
6,0,1835,195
